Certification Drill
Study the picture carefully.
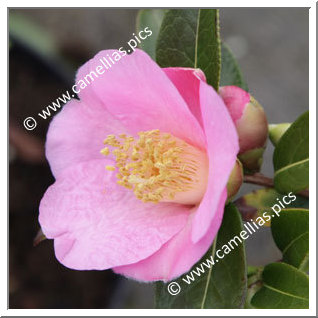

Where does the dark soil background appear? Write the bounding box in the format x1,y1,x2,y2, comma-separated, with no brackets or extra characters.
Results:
9,8,309,309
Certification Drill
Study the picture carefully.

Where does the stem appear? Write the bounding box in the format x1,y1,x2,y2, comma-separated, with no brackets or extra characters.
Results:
247,279,262,290
243,173,274,187
243,173,309,198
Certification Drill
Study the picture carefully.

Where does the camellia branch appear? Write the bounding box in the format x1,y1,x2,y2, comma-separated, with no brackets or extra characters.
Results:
243,173,309,198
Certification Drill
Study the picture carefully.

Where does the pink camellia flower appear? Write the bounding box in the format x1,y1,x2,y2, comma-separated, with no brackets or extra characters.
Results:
39,49,239,282
219,86,268,172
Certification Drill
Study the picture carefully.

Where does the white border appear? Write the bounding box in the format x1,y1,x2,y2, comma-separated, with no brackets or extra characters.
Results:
308,1,316,315
2,0,317,7
3,1,316,316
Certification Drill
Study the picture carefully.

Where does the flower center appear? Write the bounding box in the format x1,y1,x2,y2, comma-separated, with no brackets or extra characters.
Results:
101,129,208,204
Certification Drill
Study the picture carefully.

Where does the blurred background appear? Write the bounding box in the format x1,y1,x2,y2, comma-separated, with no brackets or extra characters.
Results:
9,8,309,309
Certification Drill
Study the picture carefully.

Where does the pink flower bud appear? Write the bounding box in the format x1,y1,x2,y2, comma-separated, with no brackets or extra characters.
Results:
219,86,268,172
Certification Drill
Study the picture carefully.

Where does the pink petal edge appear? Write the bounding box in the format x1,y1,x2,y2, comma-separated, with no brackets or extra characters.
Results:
113,189,227,282
45,99,128,178
39,160,191,270
75,49,206,150
163,67,206,128
191,81,239,243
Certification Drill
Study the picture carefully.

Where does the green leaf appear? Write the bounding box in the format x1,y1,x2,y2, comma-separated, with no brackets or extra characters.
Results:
156,9,221,90
271,209,309,272
251,262,309,309
155,203,247,308
269,123,291,146
220,43,248,91
273,111,309,193
136,9,165,60
235,188,308,226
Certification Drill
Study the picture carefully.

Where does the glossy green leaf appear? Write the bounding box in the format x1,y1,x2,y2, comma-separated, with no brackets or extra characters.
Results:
251,262,309,309
136,9,165,60
156,9,221,90
271,209,309,271
273,111,309,193
235,188,308,226
155,203,247,308
220,43,248,91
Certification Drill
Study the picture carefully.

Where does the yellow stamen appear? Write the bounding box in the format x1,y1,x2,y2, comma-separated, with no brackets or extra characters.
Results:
100,147,110,155
101,129,208,204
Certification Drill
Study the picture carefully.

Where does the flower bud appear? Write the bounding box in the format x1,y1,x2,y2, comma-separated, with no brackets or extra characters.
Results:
219,86,268,172
269,123,291,146
227,159,243,201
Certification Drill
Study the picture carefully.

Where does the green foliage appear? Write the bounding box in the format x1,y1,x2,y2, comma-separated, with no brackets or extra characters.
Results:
273,111,309,193
136,9,165,60
155,203,247,308
248,209,309,308
136,9,248,92
271,209,309,271
235,188,308,226
156,9,221,90
251,263,309,309
220,43,248,91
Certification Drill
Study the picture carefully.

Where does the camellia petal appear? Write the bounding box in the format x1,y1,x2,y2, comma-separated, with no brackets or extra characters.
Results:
191,81,239,243
163,67,206,128
46,99,128,178
75,49,206,150
113,189,227,282
39,160,191,270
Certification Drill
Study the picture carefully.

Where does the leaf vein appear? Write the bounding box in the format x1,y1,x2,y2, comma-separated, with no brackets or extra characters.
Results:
263,283,308,301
